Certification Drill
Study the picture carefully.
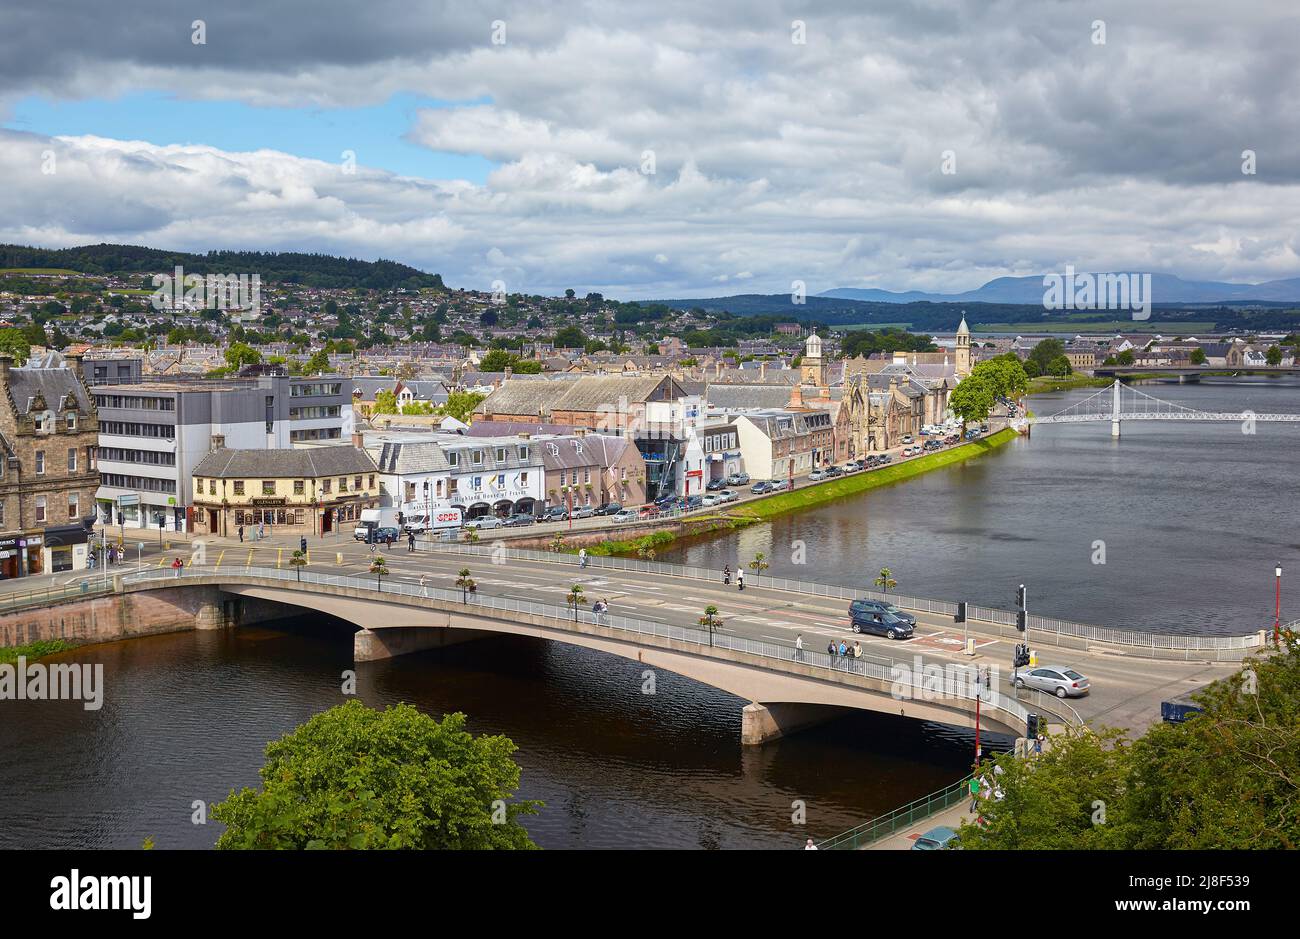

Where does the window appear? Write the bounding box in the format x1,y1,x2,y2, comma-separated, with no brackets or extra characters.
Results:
354,476,361,491
68,493,79,520
209,479,216,496
35,496,46,523
558,471,566,486
233,481,245,496
519,445,529,461
520,472,528,485
322,479,332,494
448,451,459,467
294,480,304,495
68,448,77,472
495,447,507,463
337,477,346,490
0,503,5,526
471,450,483,466
195,478,203,495
495,474,505,488
262,481,276,496
35,451,45,475
368,475,375,489
472,476,482,490
66,413,77,431
583,468,590,484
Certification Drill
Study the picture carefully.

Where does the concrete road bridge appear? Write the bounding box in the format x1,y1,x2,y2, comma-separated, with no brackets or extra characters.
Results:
116,541,1262,745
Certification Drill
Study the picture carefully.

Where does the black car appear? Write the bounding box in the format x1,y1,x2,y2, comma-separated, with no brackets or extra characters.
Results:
850,610,914,640
594,502,622,516
824,466,843,478
503,513,536,527
685,494,704,509
373,526,402,543
849,598,917,627
706,478,725,491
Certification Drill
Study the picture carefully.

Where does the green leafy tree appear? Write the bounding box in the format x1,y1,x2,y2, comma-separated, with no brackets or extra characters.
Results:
373,389,399,415
1266,345,1283,366
479,348,516,372
304,349,332,373
224,342,262,370
0,328,32,365
873,567,897,592
211,700,540,849
1117,349,1135,366
1026,338,1067,375
1189,348,1207,365
440,391,487,424
289,549,307,582
948,372,995,432
455,567,477,602
553,325,586,348
1047,355,1073,376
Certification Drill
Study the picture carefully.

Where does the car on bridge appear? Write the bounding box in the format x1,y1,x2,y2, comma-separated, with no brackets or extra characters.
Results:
1010,665,1090,698
850,610,914,640
848,598,916,627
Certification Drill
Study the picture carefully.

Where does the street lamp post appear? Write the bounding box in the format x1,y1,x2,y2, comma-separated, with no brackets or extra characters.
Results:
1275,563,1282,649
974,666,983,768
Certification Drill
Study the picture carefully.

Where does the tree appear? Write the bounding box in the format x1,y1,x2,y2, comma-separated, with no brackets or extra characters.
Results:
566,584,585,621
455,567,477,602
1026,338,1067,375
440,391,486,424
948,372,995,433
0,328,32,365
962,637,1300,850
304,349,331,374
749,553,770,576
873,567,897,592
479,349,516,372
548,533,566,553
1189,348,1207,365
1117,349,1135,366
211,700,540,849
373,389,399,415
1266,345,1283,366
553,326,585,348
225,342,262,370
1047,355,1073,377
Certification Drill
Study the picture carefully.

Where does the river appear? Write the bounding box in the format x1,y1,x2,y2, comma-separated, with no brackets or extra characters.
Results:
2,379,1292,849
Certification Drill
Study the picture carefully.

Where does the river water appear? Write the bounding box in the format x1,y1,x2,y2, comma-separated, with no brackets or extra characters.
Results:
2,379,1293,849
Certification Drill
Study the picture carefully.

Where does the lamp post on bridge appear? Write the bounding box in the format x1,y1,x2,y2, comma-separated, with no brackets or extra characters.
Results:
1275,563,1282,650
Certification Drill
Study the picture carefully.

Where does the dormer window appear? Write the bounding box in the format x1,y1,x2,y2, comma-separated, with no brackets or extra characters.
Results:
66,413,77,432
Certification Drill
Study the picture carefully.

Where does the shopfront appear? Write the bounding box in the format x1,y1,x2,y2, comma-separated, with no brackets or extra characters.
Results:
0,532,46,580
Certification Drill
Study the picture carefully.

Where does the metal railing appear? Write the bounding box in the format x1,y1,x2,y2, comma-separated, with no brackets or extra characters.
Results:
0,579,114,614
420,542,1259,651
817,777,971,850
121,564,1079,730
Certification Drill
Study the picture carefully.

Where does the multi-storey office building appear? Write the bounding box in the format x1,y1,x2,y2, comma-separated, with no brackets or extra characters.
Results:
93,375,349,532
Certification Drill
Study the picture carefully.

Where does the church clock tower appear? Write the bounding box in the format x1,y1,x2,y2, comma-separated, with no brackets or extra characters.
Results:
800,332,826,388
955,314,971,378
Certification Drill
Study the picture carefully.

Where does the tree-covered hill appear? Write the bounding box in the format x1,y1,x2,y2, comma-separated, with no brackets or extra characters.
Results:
0,243,444,291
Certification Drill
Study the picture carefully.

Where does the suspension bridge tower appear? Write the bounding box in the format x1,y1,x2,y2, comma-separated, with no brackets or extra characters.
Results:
1111,380,1122,438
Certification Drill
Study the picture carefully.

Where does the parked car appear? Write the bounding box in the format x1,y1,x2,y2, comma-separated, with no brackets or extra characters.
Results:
850,610,914,640
502,513,536,527
912,826,961,850
464,516,503,530
727,472,750,486
901,435,914,444
701,494,721,507
768,478,789,492
706,478,726,491
569,504,595,520
841,463,860,473
809,469,827,481
594,502,622,516
824,466,843,477
544,505,568,522
848,598,917,627
610,509,639,523
717,488,738,503
877,453,892,464
636,504,660,520
374,526,402,543
750,481,772,494
1010,666,1091,698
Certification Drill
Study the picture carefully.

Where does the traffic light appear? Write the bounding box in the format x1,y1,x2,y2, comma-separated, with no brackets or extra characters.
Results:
954,601,967,623
1017,609,1027,632
116,512,124,526
1013,643,1031,668
1026,713,1043,738
1016,584,1027,610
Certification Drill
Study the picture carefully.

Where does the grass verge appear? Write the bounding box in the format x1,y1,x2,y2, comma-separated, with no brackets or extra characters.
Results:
0,639,76,665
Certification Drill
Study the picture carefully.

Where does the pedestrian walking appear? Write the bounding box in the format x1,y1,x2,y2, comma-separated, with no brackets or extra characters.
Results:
579,547,588,569
171,557,183,578
238,524,244,543
968,776,981,813
1034,734,1044,754
723,565,731,585
852,640,862,671
827,640,837,666
838,640,848,665
794,633,804,661
407,531,416,552
737,568,745,590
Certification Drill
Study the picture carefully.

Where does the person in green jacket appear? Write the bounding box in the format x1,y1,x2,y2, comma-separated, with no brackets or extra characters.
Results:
968,776,981,813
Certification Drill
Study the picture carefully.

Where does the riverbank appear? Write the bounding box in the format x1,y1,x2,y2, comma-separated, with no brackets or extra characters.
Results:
0,639,76,664
725,428,1019,523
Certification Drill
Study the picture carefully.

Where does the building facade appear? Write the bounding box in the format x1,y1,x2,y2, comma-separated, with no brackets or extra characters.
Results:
190,446,381,537
0,353,100,578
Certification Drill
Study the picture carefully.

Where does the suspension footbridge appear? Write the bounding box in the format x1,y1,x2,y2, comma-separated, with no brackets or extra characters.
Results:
1033,380,1300,436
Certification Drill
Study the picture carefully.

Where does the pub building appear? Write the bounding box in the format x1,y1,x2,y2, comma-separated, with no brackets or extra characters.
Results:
190,445,381,537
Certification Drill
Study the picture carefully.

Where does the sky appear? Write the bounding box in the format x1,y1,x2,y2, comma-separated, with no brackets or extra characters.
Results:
0,0,1297,300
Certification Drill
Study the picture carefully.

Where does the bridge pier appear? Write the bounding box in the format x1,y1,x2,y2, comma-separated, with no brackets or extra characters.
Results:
741,702,846,746
1111,418,1120,438
354,626,494,662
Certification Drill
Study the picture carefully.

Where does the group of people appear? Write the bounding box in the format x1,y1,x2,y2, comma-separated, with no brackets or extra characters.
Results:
722,565,745,589
236,520,272,543
968,764,1006,813
826,638,864,668
87,543,125,569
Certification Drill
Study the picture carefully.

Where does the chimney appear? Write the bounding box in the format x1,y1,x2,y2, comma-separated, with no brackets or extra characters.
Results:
788,384,804,409
760,361,767,381
575,426,588,437
517,432,531,440
210,433,226,452
0,355,9,384
352,431,364,449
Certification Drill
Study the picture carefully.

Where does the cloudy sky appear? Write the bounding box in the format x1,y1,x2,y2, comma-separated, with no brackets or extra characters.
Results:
1,1,1297,299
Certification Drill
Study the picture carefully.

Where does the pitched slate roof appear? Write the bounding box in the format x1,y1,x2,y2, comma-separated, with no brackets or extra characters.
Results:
479,375,683,417
7,365,94,416
193,447,379,479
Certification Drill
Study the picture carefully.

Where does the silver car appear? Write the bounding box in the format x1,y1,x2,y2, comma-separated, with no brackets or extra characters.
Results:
1011,665,1090,698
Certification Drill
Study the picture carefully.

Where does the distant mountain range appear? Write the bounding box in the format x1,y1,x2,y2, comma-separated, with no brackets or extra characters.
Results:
820,273,1300,305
